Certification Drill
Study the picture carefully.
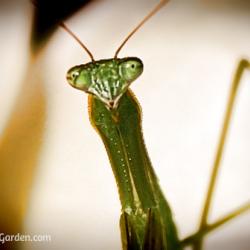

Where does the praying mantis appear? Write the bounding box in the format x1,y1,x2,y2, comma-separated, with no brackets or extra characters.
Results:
60,0,250,249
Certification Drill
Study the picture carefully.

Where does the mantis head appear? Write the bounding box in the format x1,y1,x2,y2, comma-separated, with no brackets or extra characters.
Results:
66,57,143,109
62,0,168,109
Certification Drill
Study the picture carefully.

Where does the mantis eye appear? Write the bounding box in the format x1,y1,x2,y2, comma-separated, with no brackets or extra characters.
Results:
71,71,79,79
66,66,91,91
119,58,143,82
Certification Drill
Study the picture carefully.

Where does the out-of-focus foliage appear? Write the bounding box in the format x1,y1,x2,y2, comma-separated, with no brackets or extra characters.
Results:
0,1,94,249
0,64,46,249
31,0,93,52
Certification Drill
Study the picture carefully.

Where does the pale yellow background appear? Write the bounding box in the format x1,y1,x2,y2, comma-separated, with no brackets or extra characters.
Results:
0,0,249,249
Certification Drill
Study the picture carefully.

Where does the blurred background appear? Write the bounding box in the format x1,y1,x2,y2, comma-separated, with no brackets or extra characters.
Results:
0,0,249,249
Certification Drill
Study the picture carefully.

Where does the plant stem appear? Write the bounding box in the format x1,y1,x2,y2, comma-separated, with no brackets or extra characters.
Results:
195,59,250,249
181,202,250,247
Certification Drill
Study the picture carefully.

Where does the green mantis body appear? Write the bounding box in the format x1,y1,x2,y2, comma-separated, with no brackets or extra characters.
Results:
89,89,180,249
62,0,250,249
67,56,181,249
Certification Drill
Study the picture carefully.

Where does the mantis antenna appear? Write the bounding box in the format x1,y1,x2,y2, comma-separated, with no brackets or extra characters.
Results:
60,22,95,62
114,0,170,58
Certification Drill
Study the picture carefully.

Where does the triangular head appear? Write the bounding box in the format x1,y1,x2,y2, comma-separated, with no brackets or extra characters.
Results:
62,0,168,109
66,57,143,109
